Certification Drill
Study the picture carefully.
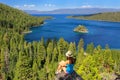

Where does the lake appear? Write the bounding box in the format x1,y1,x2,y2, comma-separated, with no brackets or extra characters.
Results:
25,14,120,49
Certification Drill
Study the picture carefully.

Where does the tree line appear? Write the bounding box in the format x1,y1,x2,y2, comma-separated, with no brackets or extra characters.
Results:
68,12,120,22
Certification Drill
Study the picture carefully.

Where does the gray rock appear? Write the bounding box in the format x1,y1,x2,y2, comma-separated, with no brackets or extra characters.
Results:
55,71,83,80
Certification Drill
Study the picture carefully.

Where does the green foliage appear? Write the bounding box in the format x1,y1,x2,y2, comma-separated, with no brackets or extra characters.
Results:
74,25,88,33
77,38,84,52
0,3,44,33
77,55,102,80
77,45,116,80
68,42,76,57
69,12,120,22
111,50,120,73
86,42,94,54
13,51,32,80
32,60,39,80
57,38,69,61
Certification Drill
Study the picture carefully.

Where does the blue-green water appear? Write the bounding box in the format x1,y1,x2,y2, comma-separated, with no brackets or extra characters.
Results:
25,14,120,49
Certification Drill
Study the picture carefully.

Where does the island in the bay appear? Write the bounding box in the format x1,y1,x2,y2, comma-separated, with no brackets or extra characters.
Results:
74,25,88,33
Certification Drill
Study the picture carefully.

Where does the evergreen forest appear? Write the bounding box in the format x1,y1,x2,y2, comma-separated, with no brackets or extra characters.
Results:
0,3,120,80
68,12,120,22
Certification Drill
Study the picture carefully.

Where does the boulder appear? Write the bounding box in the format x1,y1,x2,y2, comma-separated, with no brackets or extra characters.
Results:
55,71,83,80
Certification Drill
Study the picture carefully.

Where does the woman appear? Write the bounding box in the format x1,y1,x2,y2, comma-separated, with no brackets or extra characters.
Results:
56,51,75,75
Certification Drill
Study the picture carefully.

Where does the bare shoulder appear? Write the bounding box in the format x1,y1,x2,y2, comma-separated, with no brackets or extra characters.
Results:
65,60,70,64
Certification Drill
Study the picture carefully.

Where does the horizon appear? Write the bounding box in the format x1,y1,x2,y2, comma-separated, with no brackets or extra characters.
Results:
0,0,120,11
24,7,120,12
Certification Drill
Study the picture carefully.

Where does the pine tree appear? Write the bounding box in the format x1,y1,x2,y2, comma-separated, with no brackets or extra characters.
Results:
13,51,32,80
75,48,85,70
103,45,114,72
44,41,54,75
46,41,54,63
38,68,47,80
78,38,84,53
0,48,6,80
93,45,102,54
36,41,46,69
32,59,39,80
57,38,69,61
77,55,102,80
52,47,58,63
86,42,94,54
68,42,76,57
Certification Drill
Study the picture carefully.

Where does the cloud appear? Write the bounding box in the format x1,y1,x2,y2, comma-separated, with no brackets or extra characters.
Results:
80,5,93,8
14,5,20,8
23,4,35,8
44,4,55,7
14,4,36,10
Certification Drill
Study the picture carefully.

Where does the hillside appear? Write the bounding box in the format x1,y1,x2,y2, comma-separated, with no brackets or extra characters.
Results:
0,3,45,79
68,12,120,22
0,3,45,33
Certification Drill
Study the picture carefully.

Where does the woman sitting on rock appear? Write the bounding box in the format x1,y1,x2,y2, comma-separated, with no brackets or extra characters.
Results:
55,51,83,80
56,50,75,75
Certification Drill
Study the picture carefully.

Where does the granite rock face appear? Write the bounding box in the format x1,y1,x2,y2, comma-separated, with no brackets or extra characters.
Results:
55,71,83,80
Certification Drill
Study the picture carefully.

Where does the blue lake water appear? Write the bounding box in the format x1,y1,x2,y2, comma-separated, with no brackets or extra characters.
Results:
25,14,120,49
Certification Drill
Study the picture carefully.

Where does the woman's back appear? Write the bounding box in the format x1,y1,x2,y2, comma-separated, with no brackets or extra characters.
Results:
66,64,74,74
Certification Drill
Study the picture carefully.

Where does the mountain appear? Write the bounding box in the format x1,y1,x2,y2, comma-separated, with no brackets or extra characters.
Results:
24,10,42,14
24,8,120,14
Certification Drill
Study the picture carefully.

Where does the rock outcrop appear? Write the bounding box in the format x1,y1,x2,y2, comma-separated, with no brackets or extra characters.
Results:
55,71,83,80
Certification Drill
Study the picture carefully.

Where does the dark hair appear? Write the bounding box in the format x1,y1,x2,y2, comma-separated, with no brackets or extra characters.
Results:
67,57,76,64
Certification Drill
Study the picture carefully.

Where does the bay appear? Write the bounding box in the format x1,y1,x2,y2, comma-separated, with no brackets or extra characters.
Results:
25,14,120,49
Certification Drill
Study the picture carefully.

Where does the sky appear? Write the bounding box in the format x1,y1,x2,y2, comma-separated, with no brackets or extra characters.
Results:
0,0,120,11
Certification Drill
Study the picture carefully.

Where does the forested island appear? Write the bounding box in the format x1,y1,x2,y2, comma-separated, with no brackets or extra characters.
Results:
0,3,120,80
74,25,88,33
68,12,120,22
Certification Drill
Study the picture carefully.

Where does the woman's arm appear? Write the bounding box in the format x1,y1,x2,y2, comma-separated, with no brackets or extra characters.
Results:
59,60,68,67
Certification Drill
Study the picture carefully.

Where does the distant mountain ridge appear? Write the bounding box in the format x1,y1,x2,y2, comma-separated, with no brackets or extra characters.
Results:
24,8,120,14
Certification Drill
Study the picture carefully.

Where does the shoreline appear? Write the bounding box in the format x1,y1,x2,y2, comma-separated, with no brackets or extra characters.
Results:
30,16,53,28
73,30,88,33
22,17,53,34
68,16,120,23
24,16,120,49
22,31,32,34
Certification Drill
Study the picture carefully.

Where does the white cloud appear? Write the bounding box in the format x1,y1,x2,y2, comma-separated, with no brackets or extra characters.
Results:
23,4,35,8
80,5,93,8
44,4,55,7
14,5,20,8
14,4,36,10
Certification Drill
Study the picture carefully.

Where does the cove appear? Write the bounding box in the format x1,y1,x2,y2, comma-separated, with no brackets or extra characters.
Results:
25,14,120,49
